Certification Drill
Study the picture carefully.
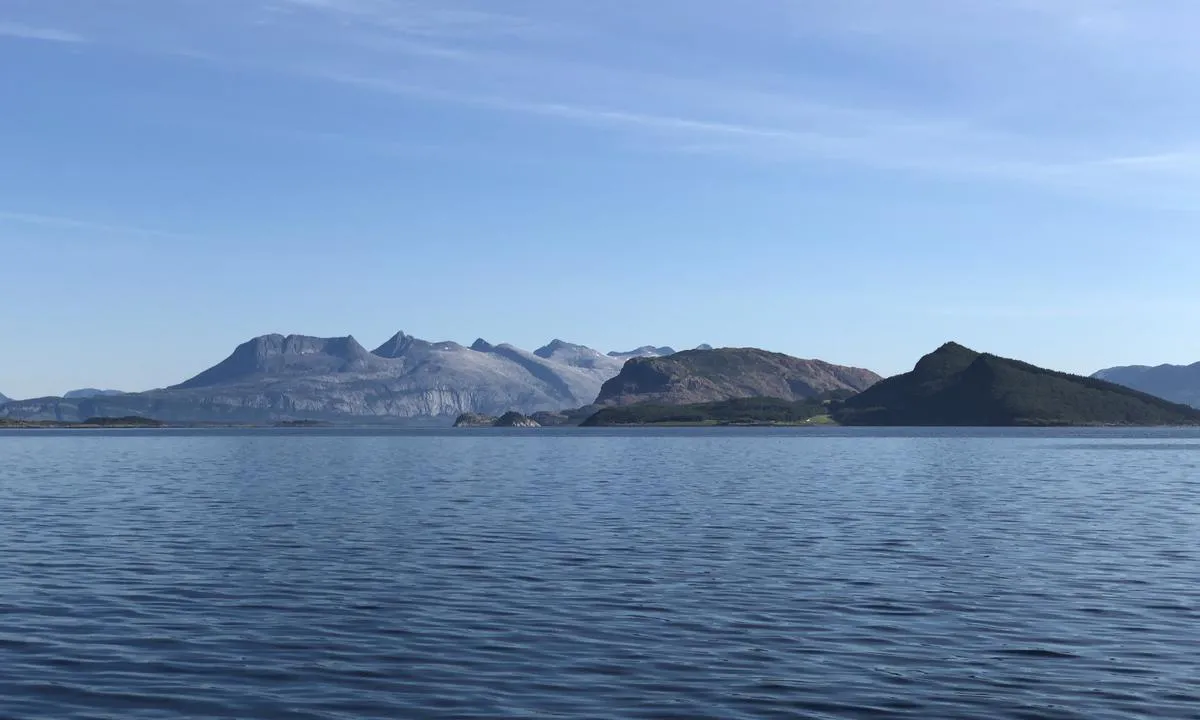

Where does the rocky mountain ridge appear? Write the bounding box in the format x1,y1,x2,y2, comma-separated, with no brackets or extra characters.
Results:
0,332,701,423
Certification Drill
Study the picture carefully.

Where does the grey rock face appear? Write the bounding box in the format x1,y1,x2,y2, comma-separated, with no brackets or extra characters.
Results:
0,331,667,423
535,340,630,382
373,331,433,359
1093,362,1200,408
0,391,8,404
535,340,625,373
0,396,106,422
472,342,617,407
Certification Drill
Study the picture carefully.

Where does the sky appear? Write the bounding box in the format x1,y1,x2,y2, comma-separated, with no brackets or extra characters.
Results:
4,0,1200,398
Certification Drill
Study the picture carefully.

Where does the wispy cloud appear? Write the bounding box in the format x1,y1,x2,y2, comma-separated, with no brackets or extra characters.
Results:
273,0,551,40
269,3,1200,200
0,20,84,44
10,0,1200,205
319,66,1200,208
0,211,192,241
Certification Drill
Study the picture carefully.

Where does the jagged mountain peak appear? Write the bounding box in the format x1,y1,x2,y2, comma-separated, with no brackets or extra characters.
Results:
533,340,621,372
372,331,430,358
470,338,494,352
535,339,604,358
535,339,567,357
374,332,465,358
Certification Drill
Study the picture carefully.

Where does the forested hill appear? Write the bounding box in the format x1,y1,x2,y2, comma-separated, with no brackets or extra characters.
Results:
834,342,1200,426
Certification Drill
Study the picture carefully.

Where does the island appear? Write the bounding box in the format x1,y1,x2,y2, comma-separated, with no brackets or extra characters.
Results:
0,416,168,429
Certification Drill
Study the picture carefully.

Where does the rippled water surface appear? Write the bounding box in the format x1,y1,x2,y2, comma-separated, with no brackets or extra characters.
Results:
2,428,1198,719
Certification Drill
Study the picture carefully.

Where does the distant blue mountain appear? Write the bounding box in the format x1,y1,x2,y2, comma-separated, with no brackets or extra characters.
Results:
1093,362,1200,408
607,345,677,361
63,389,127,400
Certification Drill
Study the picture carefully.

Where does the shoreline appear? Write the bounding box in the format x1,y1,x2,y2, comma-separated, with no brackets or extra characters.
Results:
0,419,333,430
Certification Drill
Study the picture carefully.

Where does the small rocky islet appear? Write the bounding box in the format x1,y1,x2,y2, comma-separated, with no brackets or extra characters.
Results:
453,412,542,428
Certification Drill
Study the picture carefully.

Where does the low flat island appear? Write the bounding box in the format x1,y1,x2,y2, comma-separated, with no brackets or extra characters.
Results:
581,397,835,427
0,416,168,429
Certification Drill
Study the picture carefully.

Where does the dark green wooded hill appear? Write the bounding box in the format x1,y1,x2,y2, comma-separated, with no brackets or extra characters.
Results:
833,342,1200,426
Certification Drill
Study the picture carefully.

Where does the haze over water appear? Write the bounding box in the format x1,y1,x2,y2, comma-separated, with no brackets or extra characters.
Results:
2,428,1198,718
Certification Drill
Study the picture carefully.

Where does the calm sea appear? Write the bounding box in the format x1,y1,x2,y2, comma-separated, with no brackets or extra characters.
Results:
1,428,1197,719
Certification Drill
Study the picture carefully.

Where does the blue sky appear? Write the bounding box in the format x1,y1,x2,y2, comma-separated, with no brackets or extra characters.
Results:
3,0,1200,398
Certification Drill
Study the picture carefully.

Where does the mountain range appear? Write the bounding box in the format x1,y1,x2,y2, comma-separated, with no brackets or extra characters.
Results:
0,333,830,424
8,332,1198,427
1092,363,1200,409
